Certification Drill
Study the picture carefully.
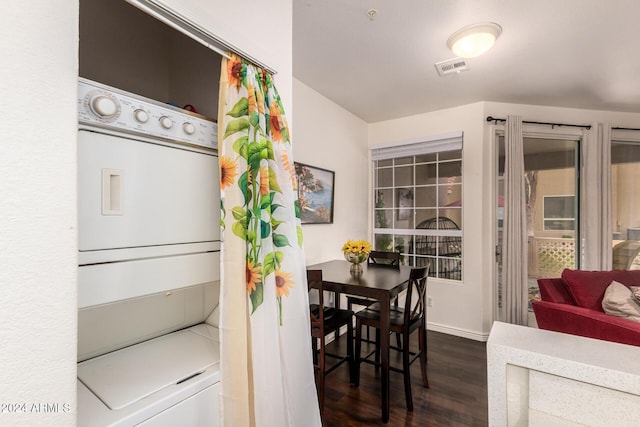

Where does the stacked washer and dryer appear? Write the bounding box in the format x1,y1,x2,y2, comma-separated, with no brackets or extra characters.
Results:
76,78,222,426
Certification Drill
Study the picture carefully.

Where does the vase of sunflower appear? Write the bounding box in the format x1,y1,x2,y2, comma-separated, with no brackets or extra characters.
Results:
342,239,372,274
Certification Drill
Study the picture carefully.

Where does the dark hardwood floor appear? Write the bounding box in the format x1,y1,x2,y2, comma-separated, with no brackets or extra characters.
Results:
320,329,488,426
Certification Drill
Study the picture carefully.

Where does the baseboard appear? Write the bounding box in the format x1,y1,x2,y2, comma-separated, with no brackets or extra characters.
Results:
427,322,489,342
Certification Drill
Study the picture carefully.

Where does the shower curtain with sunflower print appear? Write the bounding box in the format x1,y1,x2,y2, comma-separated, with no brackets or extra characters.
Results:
218,54,321,427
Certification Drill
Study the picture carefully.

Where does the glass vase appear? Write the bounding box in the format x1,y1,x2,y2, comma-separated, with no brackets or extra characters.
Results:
344,251,367,275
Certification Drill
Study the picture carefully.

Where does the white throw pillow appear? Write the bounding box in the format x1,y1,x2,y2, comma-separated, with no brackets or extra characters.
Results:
630,286,640,305
602,281,640,322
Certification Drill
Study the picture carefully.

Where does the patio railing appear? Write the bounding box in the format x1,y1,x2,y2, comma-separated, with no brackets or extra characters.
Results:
528,237,575,279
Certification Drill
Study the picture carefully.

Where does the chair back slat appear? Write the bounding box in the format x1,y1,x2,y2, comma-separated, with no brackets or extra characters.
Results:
404,267,429,325
368,250,401,269
307,269,324,332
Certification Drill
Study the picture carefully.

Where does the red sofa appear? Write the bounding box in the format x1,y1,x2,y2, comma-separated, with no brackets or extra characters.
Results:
532,269,640,346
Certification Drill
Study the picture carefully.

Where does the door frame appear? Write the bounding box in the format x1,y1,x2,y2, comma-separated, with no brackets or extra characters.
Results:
491,124,584,322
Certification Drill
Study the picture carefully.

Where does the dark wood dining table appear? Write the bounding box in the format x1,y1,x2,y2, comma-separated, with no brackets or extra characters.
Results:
306,259,412,423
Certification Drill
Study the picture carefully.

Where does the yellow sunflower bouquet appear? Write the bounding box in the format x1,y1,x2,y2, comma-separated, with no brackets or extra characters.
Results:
342,239,372,264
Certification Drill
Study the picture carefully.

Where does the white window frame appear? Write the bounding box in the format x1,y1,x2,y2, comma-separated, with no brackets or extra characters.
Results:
372,132,463,281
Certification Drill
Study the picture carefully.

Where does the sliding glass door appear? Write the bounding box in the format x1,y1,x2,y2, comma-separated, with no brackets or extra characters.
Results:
496,136,580,321
611,141,640,270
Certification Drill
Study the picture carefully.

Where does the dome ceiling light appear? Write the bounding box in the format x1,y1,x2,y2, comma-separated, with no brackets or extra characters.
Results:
447,22,502,58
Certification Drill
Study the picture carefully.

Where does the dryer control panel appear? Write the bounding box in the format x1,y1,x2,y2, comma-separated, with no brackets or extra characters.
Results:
78,78,217,150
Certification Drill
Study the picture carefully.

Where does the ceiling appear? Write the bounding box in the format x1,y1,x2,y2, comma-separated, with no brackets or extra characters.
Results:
293,0,640,123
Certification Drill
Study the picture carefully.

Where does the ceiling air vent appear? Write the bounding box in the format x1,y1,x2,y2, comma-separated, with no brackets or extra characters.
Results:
434,58,469,76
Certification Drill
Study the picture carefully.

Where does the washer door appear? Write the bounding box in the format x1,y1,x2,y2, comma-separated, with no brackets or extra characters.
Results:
77,327,219,410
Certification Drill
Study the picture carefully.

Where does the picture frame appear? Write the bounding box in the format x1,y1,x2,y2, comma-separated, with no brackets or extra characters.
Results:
397,188,413,220
295,162,335,224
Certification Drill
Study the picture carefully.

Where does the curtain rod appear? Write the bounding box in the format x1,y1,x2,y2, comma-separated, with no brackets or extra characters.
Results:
613,126,640,131
127,0,277,75
486,116,591,130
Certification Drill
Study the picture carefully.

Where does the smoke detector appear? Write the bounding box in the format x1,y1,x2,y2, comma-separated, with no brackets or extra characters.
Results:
434,58,469,77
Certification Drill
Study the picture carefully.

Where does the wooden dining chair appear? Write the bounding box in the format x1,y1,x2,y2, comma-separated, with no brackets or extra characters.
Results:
367,250,402,267
347,250,401,345
353,266,429,412
307,269,355,414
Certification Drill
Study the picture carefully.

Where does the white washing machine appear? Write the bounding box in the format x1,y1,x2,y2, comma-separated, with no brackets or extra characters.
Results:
76,78,221,426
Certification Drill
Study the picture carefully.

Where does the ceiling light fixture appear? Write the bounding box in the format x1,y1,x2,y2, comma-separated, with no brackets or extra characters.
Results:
447,22,502,58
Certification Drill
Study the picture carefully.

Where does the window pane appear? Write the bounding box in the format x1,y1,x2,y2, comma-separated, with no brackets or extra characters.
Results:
415,163,436,184
439,160,462,181
439,255,462,280
415,209,438,227
415,186,437,207
394,165,413,186
375,189,393,208
415,234,435,255
395,210,414,229
396,217,415,229
395,156,413,165
375,209,392,228
394,234,413,256
415,153,436,163
374,233,394,251
440,183,461,208
439,149,462,161
377,159,392,167
376,167,393,188
440,208,462,228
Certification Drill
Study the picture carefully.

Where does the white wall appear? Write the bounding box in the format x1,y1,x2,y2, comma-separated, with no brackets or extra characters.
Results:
368,103,489,340
0,2,79,426
1,1,292,426
292,79,369,265
367,102,640,340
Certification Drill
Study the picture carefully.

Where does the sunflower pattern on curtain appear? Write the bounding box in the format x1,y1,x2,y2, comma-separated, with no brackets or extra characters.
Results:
218,54,321,427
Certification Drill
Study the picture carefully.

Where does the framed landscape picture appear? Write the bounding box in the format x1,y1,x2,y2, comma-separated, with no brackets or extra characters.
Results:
295,162,335,224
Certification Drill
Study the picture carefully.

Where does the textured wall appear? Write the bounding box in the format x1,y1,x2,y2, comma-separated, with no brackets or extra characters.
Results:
1,0,293,425
292,79,369,265
0,1,79,426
